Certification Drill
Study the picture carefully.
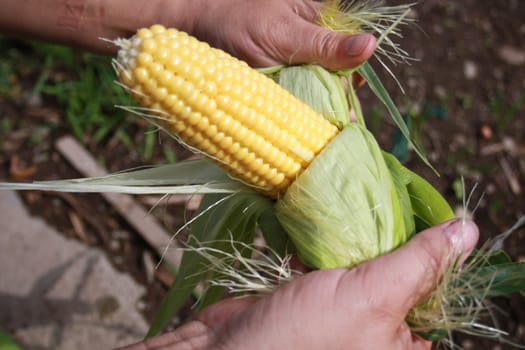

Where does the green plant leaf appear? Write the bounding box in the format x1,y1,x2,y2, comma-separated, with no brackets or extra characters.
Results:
388,114,411,163
383,152,416,239
147,192,273,337
416,329,448,342
0,159,247,194
0,330,22,350
258,208,294,258
404,169,454,229
467,263,525,298
466,249,513,268
358,62,435,173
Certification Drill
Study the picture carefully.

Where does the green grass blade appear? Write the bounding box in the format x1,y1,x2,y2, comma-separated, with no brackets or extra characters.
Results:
466,263,525,298
259,209,294,258
358,62,435,173
163,145,178,164
146,192,272,337
0,330,22,350
143,128,156,161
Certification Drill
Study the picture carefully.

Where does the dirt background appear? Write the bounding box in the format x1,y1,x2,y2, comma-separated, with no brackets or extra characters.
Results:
376,1,525,348
1,0,524,349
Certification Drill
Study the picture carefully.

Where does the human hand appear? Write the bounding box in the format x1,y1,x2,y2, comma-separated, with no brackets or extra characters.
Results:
2,0,374,70
175,0,376,70
120,219,479,350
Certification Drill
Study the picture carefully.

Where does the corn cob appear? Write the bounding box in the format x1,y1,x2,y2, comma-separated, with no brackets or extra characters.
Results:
115,24,339,196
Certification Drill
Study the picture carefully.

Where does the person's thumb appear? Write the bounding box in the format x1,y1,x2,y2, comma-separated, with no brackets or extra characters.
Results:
359,219,479,317
289,25,376,70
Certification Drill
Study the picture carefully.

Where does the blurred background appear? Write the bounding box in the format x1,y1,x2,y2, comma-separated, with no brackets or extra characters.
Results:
0,0,524,349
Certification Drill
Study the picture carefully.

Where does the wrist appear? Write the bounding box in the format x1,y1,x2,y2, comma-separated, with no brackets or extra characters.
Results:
86,0,166,54
153,0,207,36
59,0,191,55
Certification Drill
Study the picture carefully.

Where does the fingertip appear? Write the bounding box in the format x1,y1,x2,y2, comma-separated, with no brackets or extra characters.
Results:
342,34,376,60
460,219,479,253
332,33,375,69
443,219,479,255
364,219,478,313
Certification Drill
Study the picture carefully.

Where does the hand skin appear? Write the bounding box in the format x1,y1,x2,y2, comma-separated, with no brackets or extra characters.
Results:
119,219,479,350
0,0,375,70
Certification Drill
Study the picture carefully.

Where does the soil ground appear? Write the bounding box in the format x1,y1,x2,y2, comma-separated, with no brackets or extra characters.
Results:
1,0,524,349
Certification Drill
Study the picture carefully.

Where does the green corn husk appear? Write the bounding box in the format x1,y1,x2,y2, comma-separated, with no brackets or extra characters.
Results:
276,124,408,269
274,65,350,129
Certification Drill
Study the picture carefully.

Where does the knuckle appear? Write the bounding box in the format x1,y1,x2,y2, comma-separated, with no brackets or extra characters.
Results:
413,232,451,281
348,263,398,320
311,30,337,61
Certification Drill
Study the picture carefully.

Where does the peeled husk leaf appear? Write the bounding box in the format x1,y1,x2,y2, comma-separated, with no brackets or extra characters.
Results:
274,65,350,128
276,123,408,269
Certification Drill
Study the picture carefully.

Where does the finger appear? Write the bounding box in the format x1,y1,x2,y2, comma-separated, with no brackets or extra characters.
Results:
411,333,433,350
354,219,479,316
287,21,376,70
195,296,258,327
116,321,210,349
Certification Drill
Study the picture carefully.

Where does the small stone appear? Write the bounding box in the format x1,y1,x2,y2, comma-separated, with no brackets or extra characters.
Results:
498,45,525,66
485,183,496,195
480,124,493,140
434,85,447,99
25,92,43,107
142,251,156,284
502,136,518,156
464,60,478,79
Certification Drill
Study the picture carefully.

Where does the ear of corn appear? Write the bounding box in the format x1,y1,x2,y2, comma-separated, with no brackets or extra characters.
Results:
1,10,522,345
114,25,338,196
113,24,453,271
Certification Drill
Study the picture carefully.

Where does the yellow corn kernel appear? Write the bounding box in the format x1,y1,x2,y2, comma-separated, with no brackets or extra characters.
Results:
115,24,339,196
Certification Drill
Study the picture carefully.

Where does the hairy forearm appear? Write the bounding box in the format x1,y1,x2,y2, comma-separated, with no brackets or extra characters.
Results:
0,0,198,55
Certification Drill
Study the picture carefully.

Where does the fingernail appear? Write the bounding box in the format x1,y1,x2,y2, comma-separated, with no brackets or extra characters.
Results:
343,34,373,57
444,219,479,253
